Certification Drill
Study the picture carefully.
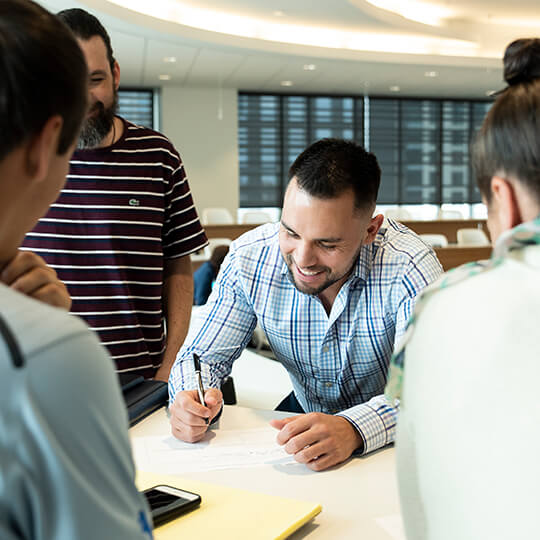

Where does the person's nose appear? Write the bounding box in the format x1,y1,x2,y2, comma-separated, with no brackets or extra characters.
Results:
294,241,317,268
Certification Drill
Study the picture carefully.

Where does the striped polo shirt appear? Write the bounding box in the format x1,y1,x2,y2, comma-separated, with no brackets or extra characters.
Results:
22,118,208,377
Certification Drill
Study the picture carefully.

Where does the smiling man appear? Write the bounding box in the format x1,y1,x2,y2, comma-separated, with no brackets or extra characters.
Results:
22,8,208,381
169,138,442,470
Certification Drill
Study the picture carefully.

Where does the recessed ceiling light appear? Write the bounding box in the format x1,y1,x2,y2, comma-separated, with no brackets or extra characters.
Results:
159,74,171,80
273,10,285,17
424,71,438,77
280,80,293,87
163,56,177,63
303,64,317,71
389,85,400,92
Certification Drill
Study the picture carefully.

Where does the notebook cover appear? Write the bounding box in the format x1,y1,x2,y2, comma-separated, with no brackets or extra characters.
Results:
122,380,168,426
137,471,322,540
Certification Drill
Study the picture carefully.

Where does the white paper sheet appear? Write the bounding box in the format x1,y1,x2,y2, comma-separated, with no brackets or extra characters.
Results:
132,427,297,473
375,514,406,540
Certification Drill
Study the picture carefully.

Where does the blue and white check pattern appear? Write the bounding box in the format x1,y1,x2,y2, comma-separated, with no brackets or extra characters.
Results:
169,220,442,454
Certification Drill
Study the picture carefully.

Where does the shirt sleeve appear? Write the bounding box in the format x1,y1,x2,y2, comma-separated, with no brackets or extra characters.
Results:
168,248,258,402
23,324,153,540
338,246,443,455
161,145,208,259
193,262,214,305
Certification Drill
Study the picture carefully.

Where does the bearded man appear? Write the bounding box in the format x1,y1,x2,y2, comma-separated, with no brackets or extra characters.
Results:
22,8,208,381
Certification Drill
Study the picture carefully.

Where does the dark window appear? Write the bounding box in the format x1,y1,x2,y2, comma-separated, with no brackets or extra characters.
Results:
118,89,154,129
238,92,491,207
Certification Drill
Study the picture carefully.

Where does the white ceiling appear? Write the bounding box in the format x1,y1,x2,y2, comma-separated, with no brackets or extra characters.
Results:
37,0,540,98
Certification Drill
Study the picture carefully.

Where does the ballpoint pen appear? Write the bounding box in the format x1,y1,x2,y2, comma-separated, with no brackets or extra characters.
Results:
192,353,208,425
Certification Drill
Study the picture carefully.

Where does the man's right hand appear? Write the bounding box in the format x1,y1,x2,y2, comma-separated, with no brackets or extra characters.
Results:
169,388,223,442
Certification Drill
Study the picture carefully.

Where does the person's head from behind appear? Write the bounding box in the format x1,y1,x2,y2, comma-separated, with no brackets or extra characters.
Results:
280,138,383,299
0,0,87,260
210,245,229,274
57,8,120,149
473,37,540,243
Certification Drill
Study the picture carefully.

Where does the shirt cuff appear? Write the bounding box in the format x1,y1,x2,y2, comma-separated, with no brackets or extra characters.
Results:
336,394,397,455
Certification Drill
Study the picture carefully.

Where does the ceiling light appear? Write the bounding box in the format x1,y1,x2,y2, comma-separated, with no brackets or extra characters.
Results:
107,0,481,58
273,10,284,17
389,85,400,92
159,74,171,80
303,64,317,71
424,70,438,77
163,56,177,63
280,80,293,87
363,0,455,27
485,90,496,96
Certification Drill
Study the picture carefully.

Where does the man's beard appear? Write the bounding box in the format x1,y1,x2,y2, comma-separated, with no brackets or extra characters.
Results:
284,253,353,297
78,90,118,149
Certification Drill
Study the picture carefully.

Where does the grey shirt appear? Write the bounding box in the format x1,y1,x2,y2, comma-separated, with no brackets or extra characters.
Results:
0,284,152,539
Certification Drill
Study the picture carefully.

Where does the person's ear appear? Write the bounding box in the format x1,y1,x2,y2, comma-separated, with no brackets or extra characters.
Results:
112,60,120,91
363,213,384,245
25,115,63,182
490,176,522,230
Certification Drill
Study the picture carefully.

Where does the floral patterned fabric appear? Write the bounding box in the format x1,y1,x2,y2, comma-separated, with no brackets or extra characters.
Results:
385,215,540,402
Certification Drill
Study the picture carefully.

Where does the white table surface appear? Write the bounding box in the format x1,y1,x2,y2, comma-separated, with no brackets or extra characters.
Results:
130,405,404,540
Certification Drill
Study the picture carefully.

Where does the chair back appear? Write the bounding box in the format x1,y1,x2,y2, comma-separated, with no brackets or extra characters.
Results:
241,211,272,224
419,234,449,248
385,208,413,220
201,207,234,225
437,209,464,220
456,228,490,246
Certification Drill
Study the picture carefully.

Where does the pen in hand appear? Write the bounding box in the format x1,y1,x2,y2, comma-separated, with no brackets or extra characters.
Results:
192,353,208,425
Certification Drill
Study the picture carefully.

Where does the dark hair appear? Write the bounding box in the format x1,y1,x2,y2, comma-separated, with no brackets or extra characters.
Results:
210,245,229,270
288,138,381,211
503,38,540,86
472,39,540,204
58,8,115,73
0,0,88,161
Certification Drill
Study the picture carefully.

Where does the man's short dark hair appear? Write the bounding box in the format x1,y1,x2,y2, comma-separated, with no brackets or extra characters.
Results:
0,0,88,161
58,8,115,73
288,139,381,211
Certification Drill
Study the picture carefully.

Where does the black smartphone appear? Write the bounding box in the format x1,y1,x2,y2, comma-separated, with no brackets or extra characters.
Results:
142,485,202,527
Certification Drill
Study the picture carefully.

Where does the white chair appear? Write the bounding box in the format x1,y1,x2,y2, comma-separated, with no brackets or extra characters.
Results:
201,207,234,225
194,237,232,262
437,209,464,220
456,228,490,246
241,211,272,224
419,234,448,248
385,208,413,220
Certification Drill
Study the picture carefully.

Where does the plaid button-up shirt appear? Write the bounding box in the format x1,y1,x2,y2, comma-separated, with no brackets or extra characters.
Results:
169,220,442,454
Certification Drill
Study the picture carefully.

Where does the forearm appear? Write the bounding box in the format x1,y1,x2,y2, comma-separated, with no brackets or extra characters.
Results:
161,255,193,378
168,257,258,401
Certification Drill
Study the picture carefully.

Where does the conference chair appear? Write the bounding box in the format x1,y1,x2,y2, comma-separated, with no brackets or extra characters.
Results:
437,209,464,220
456,228,491,246
419,234,449,248
201,207,234,225
240,211,272,224
385,208,413,220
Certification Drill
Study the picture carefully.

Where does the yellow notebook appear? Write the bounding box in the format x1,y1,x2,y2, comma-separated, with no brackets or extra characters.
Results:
137,471,322,540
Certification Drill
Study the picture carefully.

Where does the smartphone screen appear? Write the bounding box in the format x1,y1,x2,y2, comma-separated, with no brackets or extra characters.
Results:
143,485,201,527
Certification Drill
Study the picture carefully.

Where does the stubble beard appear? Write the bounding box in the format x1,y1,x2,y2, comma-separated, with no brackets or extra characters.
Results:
285,254,341,296
284,245,363,297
